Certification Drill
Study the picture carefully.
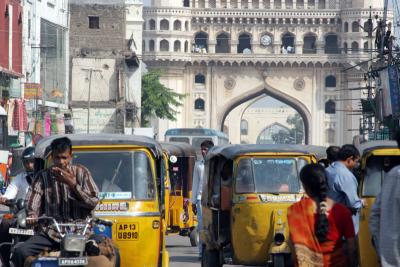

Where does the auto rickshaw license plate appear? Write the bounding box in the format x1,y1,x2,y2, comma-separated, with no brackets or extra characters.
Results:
58,257,88,266
9,228,34,236
116,223,139,241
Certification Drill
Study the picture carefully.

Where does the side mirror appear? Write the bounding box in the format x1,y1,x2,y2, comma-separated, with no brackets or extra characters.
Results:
16,199,25,211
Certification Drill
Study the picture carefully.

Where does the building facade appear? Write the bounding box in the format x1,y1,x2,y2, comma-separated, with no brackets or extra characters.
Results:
69,0,143,134
143,0,388,145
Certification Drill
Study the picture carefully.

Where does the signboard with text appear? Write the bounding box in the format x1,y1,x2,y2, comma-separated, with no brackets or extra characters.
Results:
24,83,42,99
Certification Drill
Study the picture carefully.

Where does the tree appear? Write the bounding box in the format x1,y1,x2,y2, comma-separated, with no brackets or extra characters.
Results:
141,70,185,126
287,113,304,144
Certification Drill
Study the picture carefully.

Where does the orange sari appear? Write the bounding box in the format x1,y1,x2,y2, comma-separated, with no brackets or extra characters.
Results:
288,198,354,267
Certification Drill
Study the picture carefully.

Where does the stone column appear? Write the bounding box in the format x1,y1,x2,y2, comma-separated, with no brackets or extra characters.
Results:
205,0,209,8
293,0,297,8
208,40,216,53
195,0,198,7
296,42,303,54
231,40,238,53
304,0,307,9
282,0,286,9
316,40,324,54
270,0,274,9
227,0,231,8
248,0,252,9
238,0,241,8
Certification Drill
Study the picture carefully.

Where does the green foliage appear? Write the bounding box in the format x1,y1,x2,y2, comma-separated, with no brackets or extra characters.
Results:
141,70,185,127
271,113,304,144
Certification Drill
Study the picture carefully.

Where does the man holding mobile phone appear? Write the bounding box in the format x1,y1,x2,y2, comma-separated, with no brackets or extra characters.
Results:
12,137,99,267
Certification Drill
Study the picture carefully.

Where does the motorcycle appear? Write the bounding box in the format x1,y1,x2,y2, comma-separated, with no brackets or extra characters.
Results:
0,199,33,267
28,216,118,267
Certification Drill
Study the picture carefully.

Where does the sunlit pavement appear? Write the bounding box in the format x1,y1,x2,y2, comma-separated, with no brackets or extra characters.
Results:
166,235,247,267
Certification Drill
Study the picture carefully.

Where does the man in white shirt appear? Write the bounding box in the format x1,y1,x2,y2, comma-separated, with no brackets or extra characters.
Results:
0,146,35,267
191,140,214,259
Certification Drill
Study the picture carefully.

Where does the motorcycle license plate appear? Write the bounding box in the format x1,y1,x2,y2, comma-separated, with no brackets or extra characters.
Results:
8,228,34,236
58,257,88,266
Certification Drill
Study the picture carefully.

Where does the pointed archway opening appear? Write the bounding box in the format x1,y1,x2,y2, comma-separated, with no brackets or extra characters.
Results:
219,87,311,144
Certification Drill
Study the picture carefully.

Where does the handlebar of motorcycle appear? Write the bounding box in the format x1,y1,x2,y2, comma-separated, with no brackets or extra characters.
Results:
4,199,16,207
93,218,113,227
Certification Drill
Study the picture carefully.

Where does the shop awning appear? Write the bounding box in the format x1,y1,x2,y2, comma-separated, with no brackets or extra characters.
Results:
0,67,24,78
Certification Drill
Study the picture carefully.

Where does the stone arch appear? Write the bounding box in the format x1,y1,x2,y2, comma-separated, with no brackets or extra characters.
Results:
160,19,169,31
303,32,317,54
149,19,156,30
216,31,231,53
218,85,312,144
173,20,182,31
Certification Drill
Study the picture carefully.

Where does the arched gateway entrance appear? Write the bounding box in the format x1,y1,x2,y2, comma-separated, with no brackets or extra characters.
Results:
218,85,312,144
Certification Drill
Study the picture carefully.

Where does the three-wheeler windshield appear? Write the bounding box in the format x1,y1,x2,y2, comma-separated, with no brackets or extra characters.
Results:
73,151,155,200
236,158,302,194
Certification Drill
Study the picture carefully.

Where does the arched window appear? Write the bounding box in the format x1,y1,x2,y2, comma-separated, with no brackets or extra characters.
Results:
195,74,206,84
216,32,230,53
198,0,205,8
143,22,146,30
282,32,295,53
344,22,349,32
185,21,189,31
184,41,188,52
194,98,205,110
325,34,339,54
183,0,190,7
142,40,145,52
237,33,252,53
274,0,282,9
326,128,335,143
231,0,238,8
174,40,181,52
252,0,260,8
149,19,156,30
240,120,248,135
257,123,291,144
343,42,348,54
364,41,369,52
286,0,293,8
325,75,336,87
307,0,314,8
209,0,216,7
303,33,316,54
160,40,169,52
352,21,359,32
160,19,169,31
325,100,336,114
351,41,359,53
194,32,208,53
296,0,304,8
364,20,372,33
221,0,227,8
318,0,325,8
241,0,248,8
173,20,182,31
149,40,155,52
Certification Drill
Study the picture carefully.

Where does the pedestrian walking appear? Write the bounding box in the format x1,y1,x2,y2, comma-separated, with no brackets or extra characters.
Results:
326,145,362,234
191,140,214,259
288,164,356,267
369,132,400,267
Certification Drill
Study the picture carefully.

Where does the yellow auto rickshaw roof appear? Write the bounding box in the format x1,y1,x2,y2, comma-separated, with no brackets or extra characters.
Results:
160,142,197,159
206,144,317,160
34,134,163,159
359,140,399,157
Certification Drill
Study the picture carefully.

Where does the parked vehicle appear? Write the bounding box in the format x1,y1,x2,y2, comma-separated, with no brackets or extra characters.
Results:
201,144,319,267
34,134,170,267
358,141,400,267
160,142,197,246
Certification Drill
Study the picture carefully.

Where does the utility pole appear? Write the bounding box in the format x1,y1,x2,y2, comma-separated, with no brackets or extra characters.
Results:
81,68,102,134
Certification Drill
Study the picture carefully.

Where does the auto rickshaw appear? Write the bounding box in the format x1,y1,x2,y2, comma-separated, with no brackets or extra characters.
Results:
160,142,198,245
358,140,400,267
34,134,169,267
201,144,319,267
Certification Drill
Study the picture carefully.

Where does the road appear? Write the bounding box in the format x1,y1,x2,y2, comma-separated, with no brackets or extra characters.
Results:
167,235,247,267
167,235,200,267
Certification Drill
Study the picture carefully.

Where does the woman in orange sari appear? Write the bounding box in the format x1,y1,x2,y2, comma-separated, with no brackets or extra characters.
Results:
288,164,356,267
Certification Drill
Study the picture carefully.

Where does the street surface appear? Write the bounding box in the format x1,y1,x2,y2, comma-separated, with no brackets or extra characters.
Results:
167,235,247,267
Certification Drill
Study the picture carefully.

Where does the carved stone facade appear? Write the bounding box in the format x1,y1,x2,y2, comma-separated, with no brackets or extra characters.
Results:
143,0,388,145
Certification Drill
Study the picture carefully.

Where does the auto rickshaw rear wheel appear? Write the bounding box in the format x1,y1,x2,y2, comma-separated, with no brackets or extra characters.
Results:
201,248,222,267
189,228,198,247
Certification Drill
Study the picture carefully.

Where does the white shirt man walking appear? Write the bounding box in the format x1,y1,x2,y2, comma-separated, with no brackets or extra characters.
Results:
191,140,214,259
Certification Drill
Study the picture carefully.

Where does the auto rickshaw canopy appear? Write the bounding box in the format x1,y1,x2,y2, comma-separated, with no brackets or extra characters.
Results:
34,134,163,159
160,142,197,159
206,144,318,160
359,140,399,157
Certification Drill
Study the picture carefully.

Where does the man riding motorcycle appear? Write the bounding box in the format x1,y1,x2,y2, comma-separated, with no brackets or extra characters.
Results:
11,137,101,267
0,147,36,266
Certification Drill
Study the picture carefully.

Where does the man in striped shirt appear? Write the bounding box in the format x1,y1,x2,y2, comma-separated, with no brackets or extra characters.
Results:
12,137,99,267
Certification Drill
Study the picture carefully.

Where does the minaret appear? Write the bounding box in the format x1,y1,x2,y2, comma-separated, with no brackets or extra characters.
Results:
151,0,186,7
